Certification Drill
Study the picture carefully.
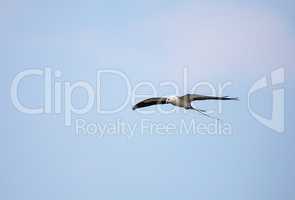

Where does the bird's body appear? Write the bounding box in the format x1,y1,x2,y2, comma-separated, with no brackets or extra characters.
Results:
168,96,184,107
133,94,238,110
132,93,239,119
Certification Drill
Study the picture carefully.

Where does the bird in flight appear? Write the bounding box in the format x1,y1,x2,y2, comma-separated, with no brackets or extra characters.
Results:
132,94,239,119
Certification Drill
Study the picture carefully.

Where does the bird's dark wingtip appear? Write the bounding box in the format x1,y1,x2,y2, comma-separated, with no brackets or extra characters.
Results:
223,96,239,101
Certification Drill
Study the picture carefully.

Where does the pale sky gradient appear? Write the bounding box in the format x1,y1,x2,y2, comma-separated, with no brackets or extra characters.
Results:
1,0,294,200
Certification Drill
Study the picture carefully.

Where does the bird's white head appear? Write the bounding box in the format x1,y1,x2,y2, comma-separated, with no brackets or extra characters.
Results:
166,96,178,104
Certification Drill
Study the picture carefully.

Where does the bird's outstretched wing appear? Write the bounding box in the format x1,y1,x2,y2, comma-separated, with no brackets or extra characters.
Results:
181,94,239,101
132,97,168,110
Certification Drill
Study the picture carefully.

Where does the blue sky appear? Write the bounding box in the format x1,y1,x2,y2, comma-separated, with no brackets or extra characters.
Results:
1,0,295,200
